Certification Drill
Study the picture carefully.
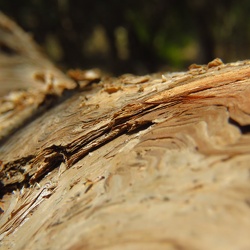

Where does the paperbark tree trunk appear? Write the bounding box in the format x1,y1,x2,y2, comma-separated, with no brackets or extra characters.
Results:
1,12,250,250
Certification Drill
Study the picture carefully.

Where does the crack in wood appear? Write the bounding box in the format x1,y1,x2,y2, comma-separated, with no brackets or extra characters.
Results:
0,102,157,194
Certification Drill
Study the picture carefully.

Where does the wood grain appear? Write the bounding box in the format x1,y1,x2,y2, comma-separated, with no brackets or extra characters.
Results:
1,13,250,250
0,12,77,141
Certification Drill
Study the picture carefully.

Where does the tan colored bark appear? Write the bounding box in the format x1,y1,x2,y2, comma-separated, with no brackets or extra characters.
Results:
1,13,250,250
0,12,77,141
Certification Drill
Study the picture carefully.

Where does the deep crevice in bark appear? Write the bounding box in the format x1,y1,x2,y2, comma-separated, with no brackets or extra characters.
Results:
228,117,250,134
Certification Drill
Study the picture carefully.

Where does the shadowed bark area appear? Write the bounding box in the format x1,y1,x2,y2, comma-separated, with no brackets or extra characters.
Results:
1,13,250,250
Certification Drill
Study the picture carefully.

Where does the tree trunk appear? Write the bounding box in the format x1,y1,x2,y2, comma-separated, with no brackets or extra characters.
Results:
1,13,250,250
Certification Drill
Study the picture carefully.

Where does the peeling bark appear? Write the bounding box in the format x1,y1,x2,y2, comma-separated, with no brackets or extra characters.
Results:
0,11,77,141
1,13,250,250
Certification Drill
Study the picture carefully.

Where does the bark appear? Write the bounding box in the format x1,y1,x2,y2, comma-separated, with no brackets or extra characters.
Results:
0,11,76,141
1,13,250,250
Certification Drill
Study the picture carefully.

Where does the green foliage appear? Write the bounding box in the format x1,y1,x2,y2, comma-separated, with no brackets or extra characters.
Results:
0,0,249,74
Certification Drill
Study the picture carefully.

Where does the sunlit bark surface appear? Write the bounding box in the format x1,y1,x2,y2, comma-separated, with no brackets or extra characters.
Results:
1,12,250,250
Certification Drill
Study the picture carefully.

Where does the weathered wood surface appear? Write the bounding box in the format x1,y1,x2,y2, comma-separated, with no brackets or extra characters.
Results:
0,11,77,141
1,13,250,250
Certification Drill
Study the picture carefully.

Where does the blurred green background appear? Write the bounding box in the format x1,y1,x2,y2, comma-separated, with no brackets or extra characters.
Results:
1,0,250,74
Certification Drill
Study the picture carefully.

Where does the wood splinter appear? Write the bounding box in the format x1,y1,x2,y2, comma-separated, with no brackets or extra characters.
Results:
83,176,105,193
